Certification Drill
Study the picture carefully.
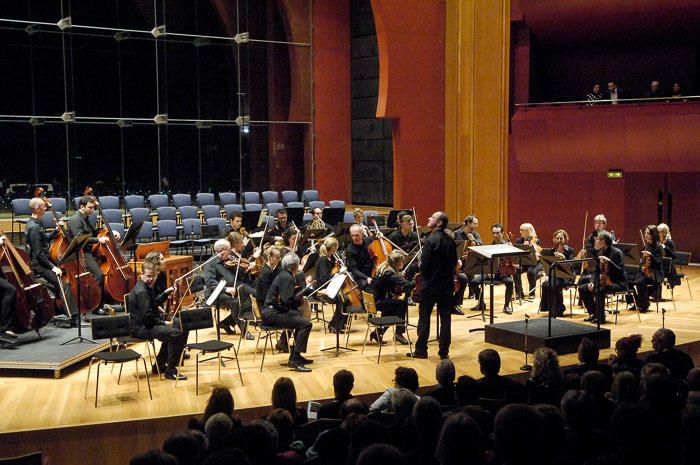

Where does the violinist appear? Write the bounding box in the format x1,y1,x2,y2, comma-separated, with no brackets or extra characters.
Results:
514,223,543,300
583,214,614,257
455,215,481,245
631,225,663,312
346,224,374,290
143,251,172,304
579,231,624,324
202,238,254,340
263,253,314,372
314,237,346,334
67,195,119,314
0,234,19,338
388,214,418,252
372,250,413,345
129,260,187,381
255,246,282,304
472,224,515,314
539,229,574,317
657,223,680,288
25,198,77,323
266,208,292,244
352,208,371,237
226,213,244,236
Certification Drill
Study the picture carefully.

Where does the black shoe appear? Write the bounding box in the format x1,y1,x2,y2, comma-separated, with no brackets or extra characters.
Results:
583,315,595,322
370,331,386,344
288,361,312,372
164,370,187,381
503,305,513,315
407,297,415,305
395,334,409,345
406,352,427,359
275,343,290,353
298,356,314,364
151,364,166,375
219,317,236,335
245,331,254,341
451,307,464,315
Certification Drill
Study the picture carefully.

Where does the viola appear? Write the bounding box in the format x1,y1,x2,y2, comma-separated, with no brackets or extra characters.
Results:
0,229,54,331
639,229,654,279
498,232,517,276
599,257,613,287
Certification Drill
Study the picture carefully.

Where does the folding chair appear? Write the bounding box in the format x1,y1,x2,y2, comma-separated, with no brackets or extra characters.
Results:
360,291,411,363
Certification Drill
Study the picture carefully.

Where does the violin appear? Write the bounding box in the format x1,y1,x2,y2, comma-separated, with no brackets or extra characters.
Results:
0,229,54,331
639,229,654,279
498,232,517,276
599,256,613,287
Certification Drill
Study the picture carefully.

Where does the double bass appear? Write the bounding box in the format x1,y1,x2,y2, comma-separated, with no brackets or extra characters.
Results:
84,187,135,302
35,189,102,313
0,229,54,331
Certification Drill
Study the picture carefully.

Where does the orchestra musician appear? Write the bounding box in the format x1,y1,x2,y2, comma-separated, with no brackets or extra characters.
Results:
583,214,615,257
306,207,332,234
128,260,187,380
263,253,314,372
410,211,458,360
0,234,19,338
346,224,374,290
471,224,515,314
67,195,119,314
226,213,244,236
579,231,624,324
372,249,413,345
455,215,481,302
25,198,77,323
631,225,664,312
657,223,680,288
514,222,543,300
266,208,292,244
314,237,347,334
352,208,371,237
539,229,574,317
202,238,255,340
388,214,418,253
254,246,286,352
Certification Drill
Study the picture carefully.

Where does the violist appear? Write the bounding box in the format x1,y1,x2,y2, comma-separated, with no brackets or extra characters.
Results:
539,229,574,317
372,249,413,345
579,231,624,324
631,225,663,312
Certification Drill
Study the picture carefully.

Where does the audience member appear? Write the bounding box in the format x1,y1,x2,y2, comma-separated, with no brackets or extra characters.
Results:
188,387,240,433
494,404,545,465
347,417,391,465
559,390,605,464
271,377,308,426
129,450,178,465
318,369,354,419
610,334,644,377
405,396,443,465
527,347,564,406
162,430,203,465
563,337,613,388
357,443,406,465
532,404,565,464
231,422,278,465
205,412,234,455
202,449,251,465
455,375,480,406
435,412,485,465
608,371,640,405
424,359,458,407
586,83,604,103
581,370,614,432
670,82,684,98
606,80,625,104
476,348,527,404
370,366,419,412
643,80,663,98
266,408,298,456
645,328,695,381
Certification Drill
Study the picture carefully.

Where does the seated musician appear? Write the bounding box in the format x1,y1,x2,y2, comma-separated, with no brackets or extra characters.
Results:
579,231,624,324
372,250,413,345
129,260,187,380
226,213,244,236
266,208,292,244
657,223,680,288
306,208,332,235
455,215,481,244
632,225,664,312
539,229,574,317
346,224,374,290
254,246,286,351
472,224,515,314
388,214,418,253
202,238,255,340
352,208,371,237
0,234,19,338
514,222,544,300
25,198,77,324
314,237,346,334
263,253,314,372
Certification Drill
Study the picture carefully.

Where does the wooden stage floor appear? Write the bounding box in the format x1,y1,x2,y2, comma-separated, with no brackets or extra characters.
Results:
1,267,698,436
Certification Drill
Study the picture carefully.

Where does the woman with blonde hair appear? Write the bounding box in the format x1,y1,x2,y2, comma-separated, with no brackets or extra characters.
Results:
514,222,544,300
314,236,346,333
371,249,414,344
657,223,680,288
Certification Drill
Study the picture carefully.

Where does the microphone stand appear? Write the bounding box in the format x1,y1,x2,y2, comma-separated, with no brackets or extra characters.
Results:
521,313,532,371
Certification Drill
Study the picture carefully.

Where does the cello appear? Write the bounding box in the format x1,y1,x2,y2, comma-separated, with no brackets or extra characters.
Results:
0,229,54,331
84,187,135,302
368,216,394,277
35,188,102,313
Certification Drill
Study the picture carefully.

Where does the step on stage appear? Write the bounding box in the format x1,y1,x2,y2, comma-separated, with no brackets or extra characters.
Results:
0,323,108,378
484,318,611,355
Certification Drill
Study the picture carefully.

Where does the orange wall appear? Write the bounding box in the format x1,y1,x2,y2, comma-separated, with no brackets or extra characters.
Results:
312,0,352,201
372,0,446,220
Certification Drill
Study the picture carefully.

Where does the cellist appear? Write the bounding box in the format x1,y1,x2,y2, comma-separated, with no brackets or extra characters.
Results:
0,234,19,338
25,198,78,324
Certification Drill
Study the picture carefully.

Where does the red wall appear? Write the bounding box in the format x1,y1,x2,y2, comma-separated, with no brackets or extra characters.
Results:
371,0,445,220
312,0,352,201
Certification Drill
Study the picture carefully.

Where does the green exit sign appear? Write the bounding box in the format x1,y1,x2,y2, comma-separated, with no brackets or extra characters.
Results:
607,170,624,179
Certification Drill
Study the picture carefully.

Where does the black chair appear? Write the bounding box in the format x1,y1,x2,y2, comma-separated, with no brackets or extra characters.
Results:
674,251,693,300
176,307,243,395
360,291,412,363
123,293,161,378
250,296,292,372
84,314,152,407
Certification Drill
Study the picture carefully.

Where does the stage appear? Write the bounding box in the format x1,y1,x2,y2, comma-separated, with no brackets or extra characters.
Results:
0,266,699,464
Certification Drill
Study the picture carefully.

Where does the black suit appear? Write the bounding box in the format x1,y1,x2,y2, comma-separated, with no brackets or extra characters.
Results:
346,237,374,290
129,280,187,372
415,229,457,358
67,211,104,286
202,258,255,331
579,245,625,322
633,243,663,311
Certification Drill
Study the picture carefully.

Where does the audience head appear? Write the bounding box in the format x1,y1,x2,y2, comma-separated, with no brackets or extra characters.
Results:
129,450,178,465
436,412,485,465
435,358,456,387
688,367,700,391
581,370,607,398
531,347,562,381
162,430,202,465
271,377,298,417
560,389,594,430
205,413,233,452
391,387,417,417
412,396,443,444
478,349,501,376
340,398,369,419
394,366,419,392
203,387,234,424
333,369,354,400
672,82,682,95
651,328,675,352
532,404,565,454
607,81,617,92
615,334,643,359
650,80,661,93
494,404,545,465
266,408,294,450
357,444,406,465
455,375,479,406
231,422,277,465
202,449,251,465
592,83,601,94
347,417,391,465
577,337,600,365
610,371,640,404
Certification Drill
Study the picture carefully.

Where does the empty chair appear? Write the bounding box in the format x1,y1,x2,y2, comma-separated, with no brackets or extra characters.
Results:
148,194,169,210
11,198,31,235
129,208,151,225
101,209,123,226
205,217,227,237
98,195,120,210
302,189,320,205
137,221,154,242
302,213,312,226
124,194,145,211
328,200,346,209
308,200,325,210
181,218,207,257
196,192,216,207
218,192,237,206
266,202,284,217
281,190,298,205
343,212,355,223
244,203,262,212
72,197,82,211
261,191,280,205
224,204,243,218
243,191,260,204
287,201,304,209
156,206,177,221
48,197,67,214
172,193,192,208
156,219,179,241
41,212,59,229
201,204,222,220
178,205,199,221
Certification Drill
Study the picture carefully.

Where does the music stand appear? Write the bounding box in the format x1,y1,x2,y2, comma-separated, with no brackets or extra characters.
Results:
386,209,411,228
540,255,577,321
59,233,96,345
616,243,640,267
462,250,490,320
285,207,305,227
241,210,262,232
322,208,345,227
320,273,356,355
121,219,144,276
206,280,227,341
